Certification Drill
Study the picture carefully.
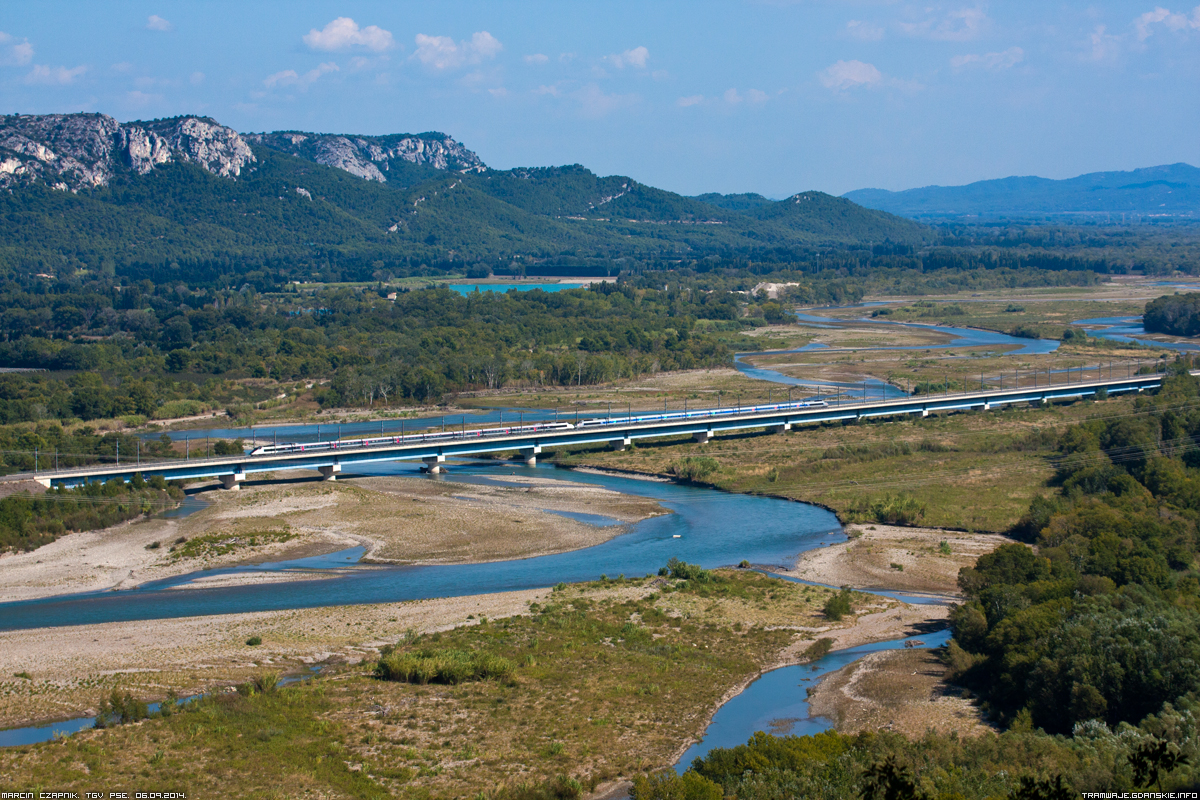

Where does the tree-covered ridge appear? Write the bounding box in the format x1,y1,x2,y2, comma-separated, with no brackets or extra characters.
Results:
1145,293,1200,337
690,192,776,211
0,142,930,285
950,369,1200,733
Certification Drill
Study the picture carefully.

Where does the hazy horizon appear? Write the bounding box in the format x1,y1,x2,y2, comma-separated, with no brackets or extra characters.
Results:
1,1,1196,197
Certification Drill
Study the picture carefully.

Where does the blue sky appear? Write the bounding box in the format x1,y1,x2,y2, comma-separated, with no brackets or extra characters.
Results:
1,2,1196,196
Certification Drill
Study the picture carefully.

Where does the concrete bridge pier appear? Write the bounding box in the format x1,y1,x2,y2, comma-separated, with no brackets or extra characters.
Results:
220,471,246,491
609,437,631,451
692,430,711,444
318,463,341,481
423,455,446,474
920,408,930,418
520,446,541,467
769,422,791,435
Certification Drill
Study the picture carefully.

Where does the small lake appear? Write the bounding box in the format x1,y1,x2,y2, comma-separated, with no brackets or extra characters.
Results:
448,283,583,295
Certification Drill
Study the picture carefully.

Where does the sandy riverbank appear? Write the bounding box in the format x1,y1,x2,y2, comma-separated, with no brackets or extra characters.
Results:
807,648,994,738
0,587,555,728
782,522,1013,596
0,470,666,603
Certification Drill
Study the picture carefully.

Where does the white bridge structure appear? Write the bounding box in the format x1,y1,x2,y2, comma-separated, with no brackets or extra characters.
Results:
14,370,1169,490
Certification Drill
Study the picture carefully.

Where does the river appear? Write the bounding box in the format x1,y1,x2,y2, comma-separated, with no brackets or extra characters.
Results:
0,461,843,631
733,308,1061,394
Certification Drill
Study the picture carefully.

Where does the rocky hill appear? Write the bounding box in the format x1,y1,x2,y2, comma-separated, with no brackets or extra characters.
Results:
0,113,484,192
247,131,484,182
0,113,256,190
0,111,929,282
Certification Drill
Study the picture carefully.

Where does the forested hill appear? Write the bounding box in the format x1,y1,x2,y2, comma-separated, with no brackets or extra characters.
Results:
845,163,1200,219
0,112,928,284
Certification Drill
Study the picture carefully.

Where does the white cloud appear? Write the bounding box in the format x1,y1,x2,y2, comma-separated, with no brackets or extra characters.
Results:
146,15,173,32
819,59,883,90
264,61,338,89
846,20,885,41
0,32,33,66
413,31,501,70
677,94,704,107
24,64,87,85
720,88,770,105
535,83,562,97
899,7,989,42
1086,24,1122,61
524,53,549,64
304,17,394,52
1134,5,1200,40
488,87,508,97
125,90,160,106
951,46,1024,70
189,71,205,85
605,45,649,69
576,83,636,117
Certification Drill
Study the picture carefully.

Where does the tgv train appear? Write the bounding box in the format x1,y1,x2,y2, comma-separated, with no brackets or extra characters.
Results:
249,421,574,456
248,399,828,456
575,399,828,428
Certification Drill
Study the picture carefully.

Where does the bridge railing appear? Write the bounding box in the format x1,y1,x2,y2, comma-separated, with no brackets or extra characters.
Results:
11,355,1183,482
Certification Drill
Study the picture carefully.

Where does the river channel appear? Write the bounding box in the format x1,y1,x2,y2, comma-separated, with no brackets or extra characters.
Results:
0,461,843,631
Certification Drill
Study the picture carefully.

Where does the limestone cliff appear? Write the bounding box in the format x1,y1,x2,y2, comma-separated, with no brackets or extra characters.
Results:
247,130,486,181
0,113,256,190
0,113,482,192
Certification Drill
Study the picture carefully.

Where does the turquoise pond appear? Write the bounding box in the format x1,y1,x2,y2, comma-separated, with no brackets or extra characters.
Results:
448,283,583,295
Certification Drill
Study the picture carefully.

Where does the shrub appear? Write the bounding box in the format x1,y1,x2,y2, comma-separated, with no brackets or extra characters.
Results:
374,648,515,685
803,638,835,660
669,456,719,483
665,557,713,583
852,493,926,525
823,590,853,621
631,770,721,800
95,689,149,728
245,635,262,646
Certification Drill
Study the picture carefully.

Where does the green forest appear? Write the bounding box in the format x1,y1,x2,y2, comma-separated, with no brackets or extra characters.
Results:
637,372,1200,798
1145,292,1200,336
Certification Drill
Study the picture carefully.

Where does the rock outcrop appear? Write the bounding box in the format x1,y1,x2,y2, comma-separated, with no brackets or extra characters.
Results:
0,113,256,190
0,112,485,191
248,131,486,181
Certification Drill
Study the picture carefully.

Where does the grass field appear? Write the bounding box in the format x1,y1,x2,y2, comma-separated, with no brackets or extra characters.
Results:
551,392,1160,532
0,571,882,799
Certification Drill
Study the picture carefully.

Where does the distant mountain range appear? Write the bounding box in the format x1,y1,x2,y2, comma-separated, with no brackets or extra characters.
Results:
843,163,1200,219
0,113,927,280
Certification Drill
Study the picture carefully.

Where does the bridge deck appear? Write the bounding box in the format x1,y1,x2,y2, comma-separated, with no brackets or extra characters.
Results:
15,373,1166,488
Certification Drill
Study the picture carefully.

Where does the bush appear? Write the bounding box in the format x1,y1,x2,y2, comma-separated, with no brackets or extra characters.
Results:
823,590,853,621
665,557,713,583
95,689,149,728
213,438,245,456
374,648,515,685
631,770,722,800
245,635,262,646
670,456,719,482
803,637,835,660
852,493,926,525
